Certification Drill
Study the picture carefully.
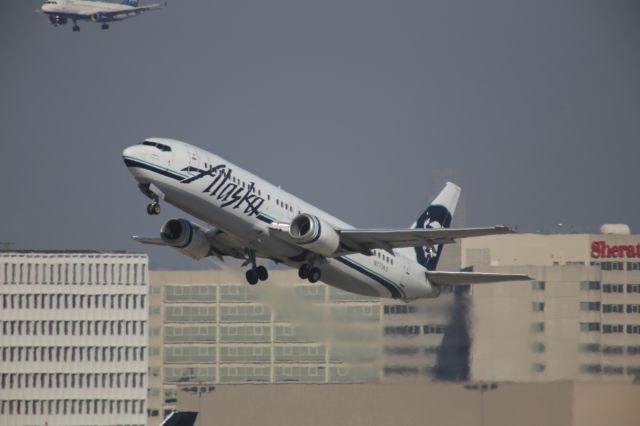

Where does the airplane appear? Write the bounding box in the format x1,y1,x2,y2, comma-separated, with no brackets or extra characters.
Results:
122,138,531,301
38,0,164,31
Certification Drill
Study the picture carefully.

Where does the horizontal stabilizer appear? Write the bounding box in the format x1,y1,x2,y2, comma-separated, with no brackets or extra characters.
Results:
426,271,532,286
132,236,166,246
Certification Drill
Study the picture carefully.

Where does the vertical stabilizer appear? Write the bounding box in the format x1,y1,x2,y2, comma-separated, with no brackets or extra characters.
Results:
410,182,461,271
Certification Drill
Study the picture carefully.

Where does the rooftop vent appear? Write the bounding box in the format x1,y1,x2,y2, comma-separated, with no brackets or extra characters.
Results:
600,224,631,235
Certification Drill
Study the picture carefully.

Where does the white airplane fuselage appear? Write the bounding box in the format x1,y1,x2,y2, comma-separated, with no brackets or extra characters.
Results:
123,138,440,301
40,0,160,28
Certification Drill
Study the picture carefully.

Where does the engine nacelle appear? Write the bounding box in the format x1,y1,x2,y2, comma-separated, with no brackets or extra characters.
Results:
288,214,340,257
160,218,211,260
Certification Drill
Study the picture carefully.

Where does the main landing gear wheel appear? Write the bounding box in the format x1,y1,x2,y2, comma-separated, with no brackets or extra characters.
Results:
256,265,268,281
245,269,259,285
146,202,161,215
298,264,310,280
72,25,80,32
101,23,109,30
307,267,321,283
243,250,269,285
299,264,321,283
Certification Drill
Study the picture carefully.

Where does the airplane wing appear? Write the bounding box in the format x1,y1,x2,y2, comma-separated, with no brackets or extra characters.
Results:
80,3,164,18
426,270,532,285
132,236,166,246
336,226,513,253
269,221,514,256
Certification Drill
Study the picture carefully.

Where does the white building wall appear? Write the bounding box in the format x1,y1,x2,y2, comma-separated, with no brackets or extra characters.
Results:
0,252,149,426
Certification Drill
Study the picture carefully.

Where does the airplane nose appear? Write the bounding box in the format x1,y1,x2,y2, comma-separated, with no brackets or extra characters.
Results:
122,145,142,167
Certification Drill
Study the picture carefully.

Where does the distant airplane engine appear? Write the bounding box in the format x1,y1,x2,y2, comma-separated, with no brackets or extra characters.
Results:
90,13,107,22
289,214,340,256
49,15,67,26
160,219,211,260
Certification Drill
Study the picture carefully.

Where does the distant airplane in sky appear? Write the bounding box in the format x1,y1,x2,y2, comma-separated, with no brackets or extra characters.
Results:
38,0,164,31
123,138,530,301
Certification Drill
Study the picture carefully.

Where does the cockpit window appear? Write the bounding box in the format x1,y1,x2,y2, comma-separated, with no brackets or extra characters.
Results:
141,141,172,152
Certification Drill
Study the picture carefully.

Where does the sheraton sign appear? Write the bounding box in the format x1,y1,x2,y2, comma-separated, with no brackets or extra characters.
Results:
591,241,640,258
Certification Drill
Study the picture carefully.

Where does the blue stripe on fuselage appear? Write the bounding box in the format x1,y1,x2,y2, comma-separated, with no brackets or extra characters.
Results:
335,256,403,299
124,157,186,181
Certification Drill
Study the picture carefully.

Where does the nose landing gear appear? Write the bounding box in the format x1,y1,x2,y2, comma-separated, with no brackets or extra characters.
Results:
146,202,161,215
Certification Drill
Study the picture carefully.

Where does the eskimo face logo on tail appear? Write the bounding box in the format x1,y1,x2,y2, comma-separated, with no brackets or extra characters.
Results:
179,165,264,217
414,205,452,270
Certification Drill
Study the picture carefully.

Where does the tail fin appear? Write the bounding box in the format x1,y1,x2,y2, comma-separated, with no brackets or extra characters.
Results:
121,0,139,6
411,182,461,271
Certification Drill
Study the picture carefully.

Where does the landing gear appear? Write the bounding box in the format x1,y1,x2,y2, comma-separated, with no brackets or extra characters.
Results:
256,265,268,281
298,264,310,279
243,250,268,285
101,23,109,30
298,264,321,283
146,202,161,215
245,269,258,285
72,25,80,32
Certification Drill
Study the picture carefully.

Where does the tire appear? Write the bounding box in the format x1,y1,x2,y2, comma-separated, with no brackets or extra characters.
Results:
245,269,258,285
298,264,310,280
256,266,268,281
146,204,153,215
308,267,321,283
152,203,161,215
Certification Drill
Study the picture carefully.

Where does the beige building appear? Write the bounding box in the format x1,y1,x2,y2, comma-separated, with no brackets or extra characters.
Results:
176,382,640,426
462,232,640,382
147,269,383,424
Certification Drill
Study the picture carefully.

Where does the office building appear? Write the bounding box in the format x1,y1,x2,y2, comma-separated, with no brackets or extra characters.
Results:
0,251,149,426
461,229,640,382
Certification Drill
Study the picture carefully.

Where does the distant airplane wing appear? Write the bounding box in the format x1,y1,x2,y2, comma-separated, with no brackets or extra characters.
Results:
425,270,532,285
91,4,164,18
336,225,514,253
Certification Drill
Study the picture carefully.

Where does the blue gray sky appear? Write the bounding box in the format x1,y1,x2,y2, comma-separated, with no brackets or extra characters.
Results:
1,0,639,268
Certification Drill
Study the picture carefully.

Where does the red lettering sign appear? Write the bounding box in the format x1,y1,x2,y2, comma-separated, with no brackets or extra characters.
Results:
591,241,640,259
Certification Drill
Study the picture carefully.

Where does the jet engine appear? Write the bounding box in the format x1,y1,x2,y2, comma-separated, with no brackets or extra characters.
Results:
288,214,340,257
160,219,211,260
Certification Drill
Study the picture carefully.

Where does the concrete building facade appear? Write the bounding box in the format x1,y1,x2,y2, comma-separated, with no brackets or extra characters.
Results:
462,232,640,383
0,251,149,426
176,382,640,426
147,269,383,423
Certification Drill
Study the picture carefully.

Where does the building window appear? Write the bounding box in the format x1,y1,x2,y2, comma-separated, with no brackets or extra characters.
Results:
532,302,545,312
580,302,600,311
603,284,624,293
626,325,640,334
580,322,600,332
531,363,545,372
627,284,640,293
627,304,640,314
531,342,546,353
580,343,600,353
602,346,624,355
580,281,600,290
531,281,545,290
603,324,623,334
603,304,623,313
